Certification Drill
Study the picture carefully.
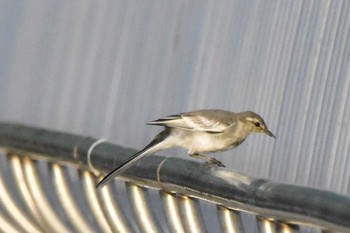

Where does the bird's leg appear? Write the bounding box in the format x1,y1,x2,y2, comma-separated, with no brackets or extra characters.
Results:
189,153,225,167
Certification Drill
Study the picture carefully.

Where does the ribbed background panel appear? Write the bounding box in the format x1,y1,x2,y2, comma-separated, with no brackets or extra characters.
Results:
0,0,350,197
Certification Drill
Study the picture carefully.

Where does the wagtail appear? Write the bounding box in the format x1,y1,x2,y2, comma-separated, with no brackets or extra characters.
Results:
96,109,275,189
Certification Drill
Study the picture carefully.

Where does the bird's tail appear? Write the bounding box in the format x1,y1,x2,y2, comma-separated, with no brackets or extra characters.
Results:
96,129,170,189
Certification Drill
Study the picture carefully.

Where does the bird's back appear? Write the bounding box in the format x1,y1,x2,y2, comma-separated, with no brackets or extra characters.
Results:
147,109,237,134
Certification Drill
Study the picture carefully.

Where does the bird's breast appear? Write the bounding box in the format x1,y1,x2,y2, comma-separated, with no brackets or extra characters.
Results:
171,130,242,154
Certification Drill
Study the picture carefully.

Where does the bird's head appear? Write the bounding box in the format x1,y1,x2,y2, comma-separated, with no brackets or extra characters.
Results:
241,111,275,138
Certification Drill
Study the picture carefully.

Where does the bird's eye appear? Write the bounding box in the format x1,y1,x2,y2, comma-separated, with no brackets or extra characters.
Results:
254,122,260,127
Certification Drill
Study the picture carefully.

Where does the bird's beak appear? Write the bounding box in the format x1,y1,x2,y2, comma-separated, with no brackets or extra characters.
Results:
264,129,276,138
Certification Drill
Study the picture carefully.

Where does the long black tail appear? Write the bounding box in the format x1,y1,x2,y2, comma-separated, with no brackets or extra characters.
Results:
96,129,170,189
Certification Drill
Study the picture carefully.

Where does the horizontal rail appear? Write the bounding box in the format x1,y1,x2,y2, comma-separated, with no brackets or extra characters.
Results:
0,122,349,232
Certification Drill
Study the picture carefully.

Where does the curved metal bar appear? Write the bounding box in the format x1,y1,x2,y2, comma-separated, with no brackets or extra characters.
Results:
275,222,299,233
10,155,47,231
82,172,114,233
98,180,134,233
0,156,43,233
178,196,208,233
256,217,277,233
52,164,94,233
160,192,185,233
0,214,23,233
126,183,164,233
23,158,71,233
256,218,299,233
217,206,245,233
0,123,350,232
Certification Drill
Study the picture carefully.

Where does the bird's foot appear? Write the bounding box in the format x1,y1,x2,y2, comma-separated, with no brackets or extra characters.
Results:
204,158,226,168
190,153,225,168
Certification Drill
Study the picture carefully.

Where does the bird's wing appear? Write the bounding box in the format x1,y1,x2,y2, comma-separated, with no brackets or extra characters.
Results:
147,110,236,133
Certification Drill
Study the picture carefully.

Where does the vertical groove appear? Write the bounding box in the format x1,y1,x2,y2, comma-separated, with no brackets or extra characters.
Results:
217,206,245,233
0,158,42,233
160,192,185,233
10,155,47,229
126,183,163,233
99,182,135,233
52,164,94,233
178,196,208,233
23,158,71,233
82,172,114,233
256,217,277,233
0,214,22,233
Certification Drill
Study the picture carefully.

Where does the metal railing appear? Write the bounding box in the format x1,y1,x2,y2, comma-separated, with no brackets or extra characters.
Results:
0,122,349,233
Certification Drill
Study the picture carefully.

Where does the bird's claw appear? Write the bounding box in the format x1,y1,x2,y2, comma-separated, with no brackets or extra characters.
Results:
203,159,226,168
214,160,226,167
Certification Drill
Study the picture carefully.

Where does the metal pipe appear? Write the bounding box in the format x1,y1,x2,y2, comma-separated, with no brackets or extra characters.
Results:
0,123,349,232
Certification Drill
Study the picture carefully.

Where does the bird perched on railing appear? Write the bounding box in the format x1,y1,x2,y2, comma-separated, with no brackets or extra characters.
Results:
96,109,275,189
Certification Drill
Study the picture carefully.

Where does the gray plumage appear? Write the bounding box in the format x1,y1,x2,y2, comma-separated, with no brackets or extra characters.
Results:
96,109,275,189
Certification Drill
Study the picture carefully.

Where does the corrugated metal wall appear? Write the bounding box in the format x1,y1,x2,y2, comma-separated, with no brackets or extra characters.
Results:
0,0,349,198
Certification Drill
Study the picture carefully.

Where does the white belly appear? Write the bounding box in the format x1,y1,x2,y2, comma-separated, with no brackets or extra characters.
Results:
170,130,241,154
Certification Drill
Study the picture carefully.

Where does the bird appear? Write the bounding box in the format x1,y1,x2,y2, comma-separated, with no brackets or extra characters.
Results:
96,109,275,189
